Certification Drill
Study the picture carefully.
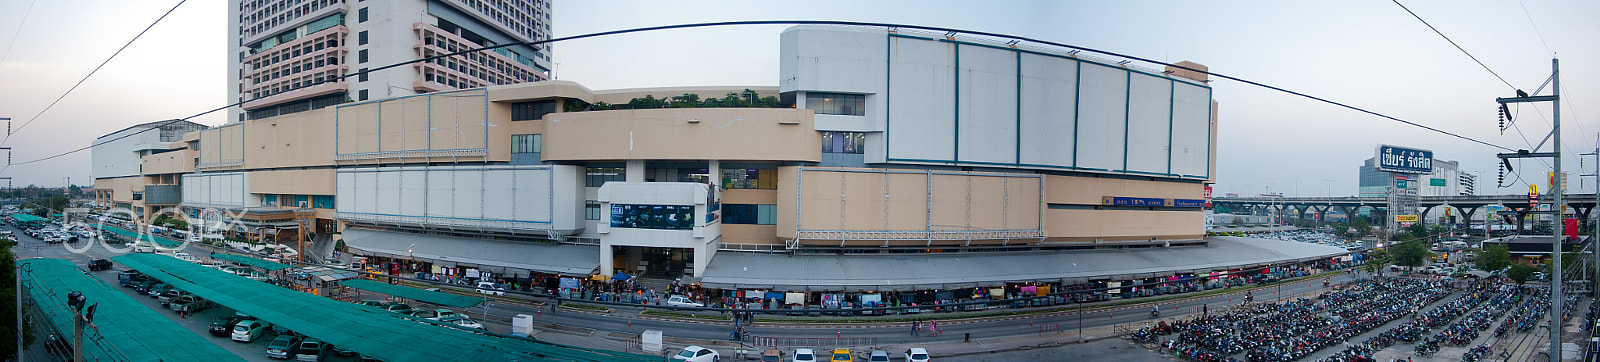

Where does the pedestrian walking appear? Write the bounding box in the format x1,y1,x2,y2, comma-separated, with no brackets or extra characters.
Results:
911,321,919,336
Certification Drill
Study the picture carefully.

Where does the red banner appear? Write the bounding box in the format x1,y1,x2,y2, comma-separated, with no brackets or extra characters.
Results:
1203,186,1213,208
1565,218,1579,241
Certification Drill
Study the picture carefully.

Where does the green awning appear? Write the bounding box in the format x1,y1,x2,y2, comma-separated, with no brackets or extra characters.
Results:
10,213,47,223
211,253,294,271
19,258,243,362
341,279,484,308
92,224,181,247
111,253,664,362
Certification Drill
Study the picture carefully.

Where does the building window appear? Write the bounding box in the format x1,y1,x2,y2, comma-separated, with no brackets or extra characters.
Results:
676,168,709,184
358,30,368,45
805,92,865,116
585,201,601,220
358,7,368,23
585,167,625,187
723,204,776,225
510,100,557,121
358,49,368,63
358,89,369,101
610,204,694,230
357,68,368,82
260,194,277,206
821,131,865,154
721,169,776,190
312,195,335,209
511,134,540,154
132,192,143,201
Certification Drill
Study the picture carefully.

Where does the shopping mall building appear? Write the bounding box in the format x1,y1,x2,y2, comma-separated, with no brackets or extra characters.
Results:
92,25,1346,306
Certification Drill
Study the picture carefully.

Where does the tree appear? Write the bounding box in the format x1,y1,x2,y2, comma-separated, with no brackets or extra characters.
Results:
1363,249,1391,275
1476,244,1511,273
1390,240,1433,271
0,238,27,359
1507,263,1538,285
1560,251,1588,281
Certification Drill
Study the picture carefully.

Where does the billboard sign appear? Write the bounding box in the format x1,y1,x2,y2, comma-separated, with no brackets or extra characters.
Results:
1430,178,1446,186
1375,145,1433,174
1394,215,1418,222
1203,186,1213,208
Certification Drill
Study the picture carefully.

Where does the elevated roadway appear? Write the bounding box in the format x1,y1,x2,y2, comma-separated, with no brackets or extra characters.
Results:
1213,194,1599,232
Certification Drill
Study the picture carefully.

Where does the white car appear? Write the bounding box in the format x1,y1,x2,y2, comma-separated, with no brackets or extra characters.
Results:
475,281,506,296
903,348,930,362
792,348,816,362
670,345,719,362
666,295,703,308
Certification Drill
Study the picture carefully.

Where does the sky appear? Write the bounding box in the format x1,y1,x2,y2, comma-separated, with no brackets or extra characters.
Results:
0,0,1596,197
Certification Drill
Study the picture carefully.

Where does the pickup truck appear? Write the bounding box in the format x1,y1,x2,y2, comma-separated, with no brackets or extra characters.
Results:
171,295,212,313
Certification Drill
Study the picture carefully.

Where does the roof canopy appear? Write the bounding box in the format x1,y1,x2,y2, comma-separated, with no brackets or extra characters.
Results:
212,253,294,271
698,236,1350,291
19,258,242,362
341,279,484,308
342,228,599,276
93,224,181,247
10,213,47,223
111,253,660,362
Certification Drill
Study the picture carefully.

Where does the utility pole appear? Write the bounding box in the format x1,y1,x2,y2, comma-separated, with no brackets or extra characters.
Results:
1495,58,1562,362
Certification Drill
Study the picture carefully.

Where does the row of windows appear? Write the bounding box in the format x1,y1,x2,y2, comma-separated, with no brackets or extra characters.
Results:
511,134,541,154
248,34,338,71
721,169,778,190
511,100,558,121
251,70,343,101
806,92,865,116
451,0,551,48
241,0,344,40
258,194,336,209
822,131,866,154
420,31,541,85
723,204,777,225
586,168,626,187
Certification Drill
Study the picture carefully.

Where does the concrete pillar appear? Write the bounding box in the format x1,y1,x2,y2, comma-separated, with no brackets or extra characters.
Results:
708,160,720,188
626,160,646,183
599,243,614,277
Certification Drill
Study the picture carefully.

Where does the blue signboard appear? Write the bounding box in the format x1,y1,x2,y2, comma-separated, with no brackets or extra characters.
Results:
1172,199,1206,208
1107,197,1166,207
1375,145,1433,174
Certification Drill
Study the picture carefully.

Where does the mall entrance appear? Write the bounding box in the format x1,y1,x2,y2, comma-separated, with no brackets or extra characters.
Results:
610,246,694,278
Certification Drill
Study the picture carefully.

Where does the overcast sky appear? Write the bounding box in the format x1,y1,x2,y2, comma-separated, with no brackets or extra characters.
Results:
0,0,1595,197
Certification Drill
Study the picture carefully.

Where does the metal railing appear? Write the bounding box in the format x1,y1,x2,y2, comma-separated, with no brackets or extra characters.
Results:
749,336,877,349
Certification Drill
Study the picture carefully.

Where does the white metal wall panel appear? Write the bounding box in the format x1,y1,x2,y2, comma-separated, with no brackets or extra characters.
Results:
886,37,955,162
1074,64,1128,171
482,169,514,220
1125,73,1173,174
451,170,483,219
399,170,426,216
426,170,453,218
335,172,355,213
374,171,401,215
956,45,1018,164
1018,54,1077,168
353,171,377,213
1171,83,1211,177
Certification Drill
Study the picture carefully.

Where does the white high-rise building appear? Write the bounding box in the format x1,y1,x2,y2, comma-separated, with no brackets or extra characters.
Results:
227,0,552,123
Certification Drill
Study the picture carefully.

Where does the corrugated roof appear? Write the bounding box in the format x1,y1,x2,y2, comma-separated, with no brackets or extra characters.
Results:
111,253,663,362
19,258,243,362
211,253,293,271
93,224,181,247
342,228,599,276
10,213,47,223
340,279,484,308
698,236,1351,291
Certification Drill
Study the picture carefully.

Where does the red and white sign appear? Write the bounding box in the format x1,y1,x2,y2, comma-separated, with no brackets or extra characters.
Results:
1203,186,1213,208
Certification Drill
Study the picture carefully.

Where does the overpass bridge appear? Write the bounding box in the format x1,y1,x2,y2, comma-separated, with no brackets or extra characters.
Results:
1211,194,1600,234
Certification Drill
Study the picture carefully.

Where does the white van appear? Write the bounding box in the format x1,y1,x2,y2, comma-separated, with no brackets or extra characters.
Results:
133,243,156,253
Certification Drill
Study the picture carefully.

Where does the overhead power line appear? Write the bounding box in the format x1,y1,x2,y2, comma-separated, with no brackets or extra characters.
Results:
0,0,39,69
3,19,1516,169
2,0,185,145
1392,0,1517,91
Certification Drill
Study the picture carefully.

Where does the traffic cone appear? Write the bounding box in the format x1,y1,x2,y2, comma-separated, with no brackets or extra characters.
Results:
1109,312,1113,319
836,330,841,338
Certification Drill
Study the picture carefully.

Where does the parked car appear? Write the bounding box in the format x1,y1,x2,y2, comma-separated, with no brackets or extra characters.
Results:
903,348,930,362
210,316,249,337
171,295,212,313
232,320,271,342
671,345,719,362
868,350,889,362
830,349,851,362
666,295,704,308
159,289,189,307
383,303,413,314
792,348,816,362
475,281,506,296
433,308,460,320
118,270,147,287
439,315,484,330
293,338,330,361
266,334,301,359
762,349,783,362
409,309,439,319
86,259,112,271
356,300,385,308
